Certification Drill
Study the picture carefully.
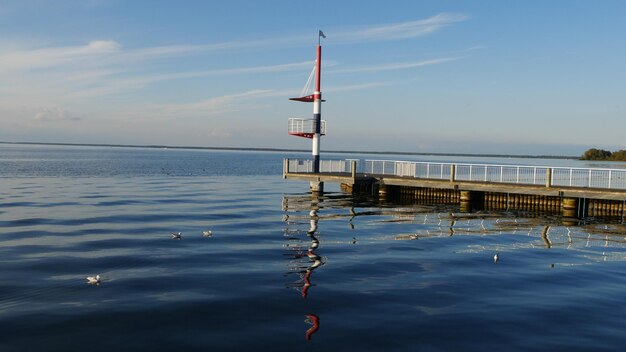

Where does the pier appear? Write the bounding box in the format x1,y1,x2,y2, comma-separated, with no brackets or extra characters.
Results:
283,32,626,220
283,158,626,220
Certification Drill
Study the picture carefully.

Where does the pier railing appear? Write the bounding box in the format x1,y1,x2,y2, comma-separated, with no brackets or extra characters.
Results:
364,160,626,190
367,160,454,180
285,158,626,191
287,159,356,173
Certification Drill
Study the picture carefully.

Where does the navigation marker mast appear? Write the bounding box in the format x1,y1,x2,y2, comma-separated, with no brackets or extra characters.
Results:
288,30,326,192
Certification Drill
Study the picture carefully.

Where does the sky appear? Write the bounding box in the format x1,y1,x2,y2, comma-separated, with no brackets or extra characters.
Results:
1,0,625,156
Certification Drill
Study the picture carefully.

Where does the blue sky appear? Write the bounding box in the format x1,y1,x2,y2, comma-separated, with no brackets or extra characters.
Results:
1,0,625,155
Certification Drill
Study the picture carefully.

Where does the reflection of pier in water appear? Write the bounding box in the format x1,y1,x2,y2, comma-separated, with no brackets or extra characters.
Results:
283,192,626,264
282,191,626,340
392,213,626,263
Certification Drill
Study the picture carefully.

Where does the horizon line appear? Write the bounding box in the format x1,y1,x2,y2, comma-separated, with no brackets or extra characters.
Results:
0,141,578,160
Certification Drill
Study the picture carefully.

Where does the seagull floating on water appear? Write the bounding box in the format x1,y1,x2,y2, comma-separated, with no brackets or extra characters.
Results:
171,232,182,240
86,274,100,285
494,253,499,263
202,230,212,237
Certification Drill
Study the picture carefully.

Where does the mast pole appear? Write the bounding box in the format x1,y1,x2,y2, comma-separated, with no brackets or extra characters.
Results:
312,32,323,174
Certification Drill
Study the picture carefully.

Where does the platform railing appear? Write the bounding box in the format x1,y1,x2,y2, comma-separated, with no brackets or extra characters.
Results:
454,164,549,185
288,118,327,135
551,167,626,189
286,158,626,190
286,159,356,174
364,160,626,190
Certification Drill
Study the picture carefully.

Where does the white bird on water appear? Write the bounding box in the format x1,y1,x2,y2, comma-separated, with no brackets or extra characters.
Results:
202,230,212,237
171,232,182,240
86,274,100,285
494,253,500,263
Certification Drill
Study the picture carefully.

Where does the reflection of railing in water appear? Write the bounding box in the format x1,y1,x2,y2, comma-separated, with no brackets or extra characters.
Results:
286,196,626,260
391,214,626,262
283,193,626,268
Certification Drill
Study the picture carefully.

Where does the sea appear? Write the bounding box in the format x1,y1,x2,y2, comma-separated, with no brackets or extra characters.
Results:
2,143,626,351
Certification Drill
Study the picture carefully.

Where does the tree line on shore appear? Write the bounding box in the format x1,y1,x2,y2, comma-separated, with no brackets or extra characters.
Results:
580,148,626,161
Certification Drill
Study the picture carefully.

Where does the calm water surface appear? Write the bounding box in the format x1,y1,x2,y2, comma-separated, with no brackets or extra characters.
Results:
1,144,626,351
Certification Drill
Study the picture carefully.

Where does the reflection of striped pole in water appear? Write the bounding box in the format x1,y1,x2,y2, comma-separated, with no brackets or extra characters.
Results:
304,314,320,340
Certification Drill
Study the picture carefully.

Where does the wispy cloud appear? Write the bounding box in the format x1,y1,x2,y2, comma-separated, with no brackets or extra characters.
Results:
32,107,80,122
0,40,121,72
121,60,317,84
124,89,277,120
65,61,321,99
0,13,468,106
158,89,275,113
0,13,467,74
329,13,469,43
117,82,387,122
324,82,389,93
329,57,458,74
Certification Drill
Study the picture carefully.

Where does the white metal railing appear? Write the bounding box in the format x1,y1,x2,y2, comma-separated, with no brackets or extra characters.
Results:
287,159,356,174
319,159,350,173
454,164,549,185
288,159,313,173
288,118,326,135
363,160,626,190
286,158,626,190
551,167,626,189
366,160,452,180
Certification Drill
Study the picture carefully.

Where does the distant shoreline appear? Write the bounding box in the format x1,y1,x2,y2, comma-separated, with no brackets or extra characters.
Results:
0,141,578,160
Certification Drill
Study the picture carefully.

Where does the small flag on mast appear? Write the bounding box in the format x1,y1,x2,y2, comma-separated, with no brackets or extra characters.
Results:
319,30,326,38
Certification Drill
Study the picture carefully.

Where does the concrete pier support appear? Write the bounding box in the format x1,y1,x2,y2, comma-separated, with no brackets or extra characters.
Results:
561,197,578,218
310,181,324,193
378,184,389,198
460,190,485,212
460,190,473,212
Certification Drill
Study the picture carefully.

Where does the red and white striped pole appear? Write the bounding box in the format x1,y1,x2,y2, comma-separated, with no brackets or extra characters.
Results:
312,31,324,174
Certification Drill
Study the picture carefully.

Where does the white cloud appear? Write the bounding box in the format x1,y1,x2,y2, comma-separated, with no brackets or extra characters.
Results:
111,82,385,123
121,90,276,121
329,57,458,74
0,13,467,74
0,13,468,122
65,61,319,99
324,82,389,93
68,60,318,98
206,129,232,140
329,13,469,43
32,107,80,122
0,40,121,72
